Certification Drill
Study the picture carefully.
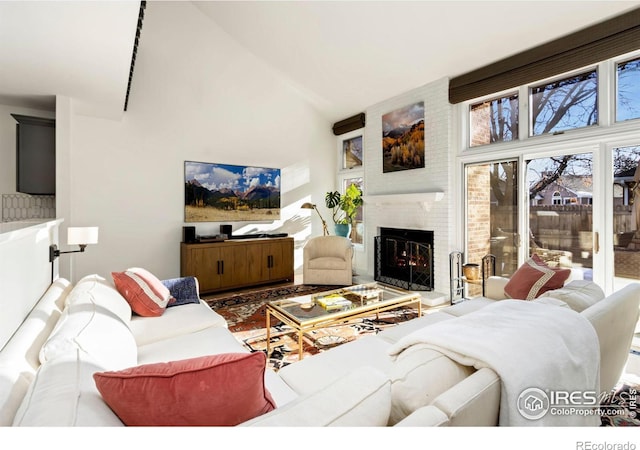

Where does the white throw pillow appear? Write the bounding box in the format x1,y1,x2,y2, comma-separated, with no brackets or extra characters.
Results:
538,280,605,312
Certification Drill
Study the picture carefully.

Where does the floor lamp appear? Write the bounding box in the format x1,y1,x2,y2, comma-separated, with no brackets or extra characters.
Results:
301,203,329,236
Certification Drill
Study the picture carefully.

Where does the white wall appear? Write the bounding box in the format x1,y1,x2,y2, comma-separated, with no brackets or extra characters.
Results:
57,2,335,282
0,104,55,194
362,78,454,295
0,219,61,349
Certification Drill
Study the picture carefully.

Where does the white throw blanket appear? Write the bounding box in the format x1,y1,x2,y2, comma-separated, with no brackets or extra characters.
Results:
388,300,600,426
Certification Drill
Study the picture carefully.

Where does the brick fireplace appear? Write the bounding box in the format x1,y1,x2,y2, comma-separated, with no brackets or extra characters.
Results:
360,77,452,300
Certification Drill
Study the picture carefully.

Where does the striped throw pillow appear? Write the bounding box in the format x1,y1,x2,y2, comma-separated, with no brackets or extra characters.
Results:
112,268,172,317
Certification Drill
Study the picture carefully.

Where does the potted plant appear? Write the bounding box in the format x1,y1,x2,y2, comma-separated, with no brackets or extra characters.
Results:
325,184,363,238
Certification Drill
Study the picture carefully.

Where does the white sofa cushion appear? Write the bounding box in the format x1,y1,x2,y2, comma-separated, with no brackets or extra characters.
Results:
241,366,391,426
277,336,395,396
13,352,124,427
263,369,299,407
388,344,475,425
129,300,227,347
538,280,605,312
40,294,138,370
65,274,132,325
136,326,247,365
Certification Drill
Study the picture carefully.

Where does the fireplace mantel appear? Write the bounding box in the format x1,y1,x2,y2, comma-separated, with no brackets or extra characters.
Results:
363,191,444,210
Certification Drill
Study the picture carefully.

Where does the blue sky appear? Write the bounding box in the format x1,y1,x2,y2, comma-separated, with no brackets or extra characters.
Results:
185,161,280,193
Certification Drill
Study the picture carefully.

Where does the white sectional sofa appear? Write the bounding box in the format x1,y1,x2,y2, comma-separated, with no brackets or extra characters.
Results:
1,273,639,427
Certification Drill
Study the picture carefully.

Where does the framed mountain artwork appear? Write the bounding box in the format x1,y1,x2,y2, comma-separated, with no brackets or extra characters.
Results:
382,101,425,173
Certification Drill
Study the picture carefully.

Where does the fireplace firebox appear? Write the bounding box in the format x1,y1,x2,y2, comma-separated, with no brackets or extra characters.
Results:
374,227,434,291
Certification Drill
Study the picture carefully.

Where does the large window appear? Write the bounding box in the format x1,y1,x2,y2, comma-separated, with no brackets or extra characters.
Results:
460,50,640,293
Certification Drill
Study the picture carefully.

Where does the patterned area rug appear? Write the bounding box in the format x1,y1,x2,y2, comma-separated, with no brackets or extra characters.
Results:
205,284,418,370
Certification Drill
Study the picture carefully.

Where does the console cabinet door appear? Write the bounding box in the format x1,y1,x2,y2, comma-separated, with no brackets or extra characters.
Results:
187,246,222,292
245,244,268,284
264,239,294,281
221,245,247,288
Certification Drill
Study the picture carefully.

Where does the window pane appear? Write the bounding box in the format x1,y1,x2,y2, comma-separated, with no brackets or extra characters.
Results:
616,57,640,122
469,94,518,147
527,153,593,281
530,69,598,136
342,135,363,169
465,161,519,284
612,145,640,288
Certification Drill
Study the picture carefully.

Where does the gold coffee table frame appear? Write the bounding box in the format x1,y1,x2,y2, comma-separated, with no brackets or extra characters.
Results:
265,283,422,360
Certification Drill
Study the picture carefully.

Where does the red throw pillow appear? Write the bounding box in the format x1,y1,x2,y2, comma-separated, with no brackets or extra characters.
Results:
504,254,571,300
112,268,172,317
93,352,276,426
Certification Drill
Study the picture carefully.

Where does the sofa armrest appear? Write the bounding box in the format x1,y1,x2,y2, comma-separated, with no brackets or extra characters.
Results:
161,276,201,307
431,367,501,426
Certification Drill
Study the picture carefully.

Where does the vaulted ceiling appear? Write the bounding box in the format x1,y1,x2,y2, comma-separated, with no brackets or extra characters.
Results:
1,1,639,120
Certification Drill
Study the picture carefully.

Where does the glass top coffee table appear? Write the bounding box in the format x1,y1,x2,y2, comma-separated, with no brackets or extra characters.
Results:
265,282,422,360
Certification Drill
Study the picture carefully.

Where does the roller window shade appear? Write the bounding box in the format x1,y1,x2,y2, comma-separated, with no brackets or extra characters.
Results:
332,113,366,135
449,7,640,104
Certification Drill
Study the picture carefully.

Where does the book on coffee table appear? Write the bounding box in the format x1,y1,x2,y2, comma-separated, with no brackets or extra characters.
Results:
343,285,382,305
315,293,352,311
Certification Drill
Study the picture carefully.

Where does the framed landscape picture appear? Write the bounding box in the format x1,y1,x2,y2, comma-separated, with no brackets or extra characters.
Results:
184,161,281,222
342,134,363,169
382,101,425,173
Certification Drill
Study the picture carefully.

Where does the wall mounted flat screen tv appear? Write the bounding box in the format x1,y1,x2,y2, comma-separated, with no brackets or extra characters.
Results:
184,161,281,222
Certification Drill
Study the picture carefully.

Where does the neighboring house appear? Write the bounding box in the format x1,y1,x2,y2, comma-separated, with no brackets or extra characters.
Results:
532,174,593,206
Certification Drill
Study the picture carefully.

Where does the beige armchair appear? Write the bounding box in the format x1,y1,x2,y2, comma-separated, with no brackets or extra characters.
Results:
303,236,353,285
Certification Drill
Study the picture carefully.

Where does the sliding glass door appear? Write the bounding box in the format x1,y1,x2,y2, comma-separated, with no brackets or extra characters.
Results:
465,145,640,294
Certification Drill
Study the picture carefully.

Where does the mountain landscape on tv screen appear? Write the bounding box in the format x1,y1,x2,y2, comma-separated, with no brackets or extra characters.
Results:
184,162,281,222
